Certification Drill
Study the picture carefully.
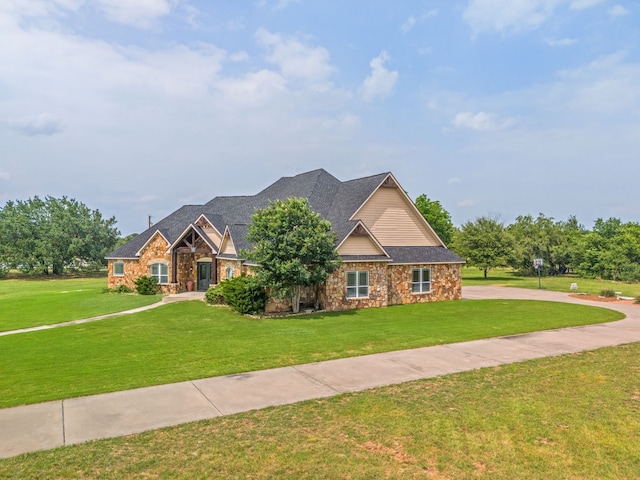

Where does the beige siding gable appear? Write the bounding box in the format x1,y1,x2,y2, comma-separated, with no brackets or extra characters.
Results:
353,183,442,247
195,215,222,247
337,234,386,256
219,231,237,255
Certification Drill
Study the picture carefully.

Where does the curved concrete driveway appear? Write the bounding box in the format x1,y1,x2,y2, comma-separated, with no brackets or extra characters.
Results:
1,286,639,459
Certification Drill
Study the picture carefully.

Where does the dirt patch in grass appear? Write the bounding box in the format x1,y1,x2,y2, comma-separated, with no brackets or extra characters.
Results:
569,294,638,305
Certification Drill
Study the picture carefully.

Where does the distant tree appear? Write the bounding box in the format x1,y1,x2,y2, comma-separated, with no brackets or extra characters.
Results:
414,194,454,245
114,233,138,250
573,218,640,281
455,216,514,279
0,196,119,275
508,214,584,275
243,197,341,313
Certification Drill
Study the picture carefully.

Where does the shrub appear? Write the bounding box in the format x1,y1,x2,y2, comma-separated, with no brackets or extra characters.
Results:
635,295,640,305
134,275,159,295
600,289,616,298
115,284,133,294
205,284,226,305
208,275,267,314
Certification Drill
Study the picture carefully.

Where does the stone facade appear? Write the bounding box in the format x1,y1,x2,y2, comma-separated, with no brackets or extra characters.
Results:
387,263,462,305
325,261,390,311
108,234,174,293
109,246,462,310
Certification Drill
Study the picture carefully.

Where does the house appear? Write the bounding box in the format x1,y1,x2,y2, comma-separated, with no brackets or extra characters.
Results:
106,169,465,311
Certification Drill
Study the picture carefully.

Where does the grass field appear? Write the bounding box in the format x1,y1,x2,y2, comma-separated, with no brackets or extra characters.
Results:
0,299,622,408
462,266,640,297
0,277,161,331
2,343,638,479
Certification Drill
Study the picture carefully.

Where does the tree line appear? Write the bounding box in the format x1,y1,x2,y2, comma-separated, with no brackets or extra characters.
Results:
0,196,119,276
414,195,640,282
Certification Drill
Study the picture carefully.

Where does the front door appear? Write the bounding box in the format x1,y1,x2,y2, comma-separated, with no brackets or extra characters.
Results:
197,262,212,291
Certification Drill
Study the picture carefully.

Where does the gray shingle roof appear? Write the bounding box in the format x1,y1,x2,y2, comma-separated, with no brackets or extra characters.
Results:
106,169,463,266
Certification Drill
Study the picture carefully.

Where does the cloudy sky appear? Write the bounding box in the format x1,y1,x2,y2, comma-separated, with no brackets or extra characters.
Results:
1,0,638,235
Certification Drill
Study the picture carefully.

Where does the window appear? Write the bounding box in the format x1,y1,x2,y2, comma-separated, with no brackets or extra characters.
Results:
412,268,431,293
346,270,369,298
225,267,234,279
113,262,124,276
150,263,169,284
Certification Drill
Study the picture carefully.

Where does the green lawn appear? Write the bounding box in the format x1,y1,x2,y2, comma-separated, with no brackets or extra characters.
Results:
2,343,638,479
0,299,622,408
0,277,161,331
462,266,640,297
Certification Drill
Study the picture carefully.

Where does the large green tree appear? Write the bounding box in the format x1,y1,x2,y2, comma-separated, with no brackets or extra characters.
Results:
243,197,341,313
508,214,584,275
0,196,119,275
454,216,514,279
573,218,640,281
414,194,454,245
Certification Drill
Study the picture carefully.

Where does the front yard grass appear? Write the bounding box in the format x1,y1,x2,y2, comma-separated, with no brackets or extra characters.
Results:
462,266,640,297
0,277,161,332
2,343,639,479
0,299,622,408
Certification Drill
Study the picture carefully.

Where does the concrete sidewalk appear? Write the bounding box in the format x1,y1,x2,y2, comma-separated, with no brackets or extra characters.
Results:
1,286,639,459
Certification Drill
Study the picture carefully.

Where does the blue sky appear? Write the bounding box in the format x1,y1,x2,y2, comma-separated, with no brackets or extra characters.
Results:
1,0,638,236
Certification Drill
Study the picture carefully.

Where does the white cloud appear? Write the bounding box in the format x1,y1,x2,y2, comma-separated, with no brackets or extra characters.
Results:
447,177,463,184
95,0,172,28
0,169,11,180
229,51,249,62
255,29,335,86
214,70,287,107
569,0,604,9
546,37,577,46
458,199,476,207
609,5,630,16
401,16,416,33
453,111,516,131
359,51,398,102
463,0,564,34
8,113,65,136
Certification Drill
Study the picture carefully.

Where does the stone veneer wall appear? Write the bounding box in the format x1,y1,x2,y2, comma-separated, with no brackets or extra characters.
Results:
217,259,244,283
324,261,389,311
107,234,173,293
387,263,462,305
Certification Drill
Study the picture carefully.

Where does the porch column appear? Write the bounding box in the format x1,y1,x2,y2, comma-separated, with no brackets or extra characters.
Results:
171,249,178,284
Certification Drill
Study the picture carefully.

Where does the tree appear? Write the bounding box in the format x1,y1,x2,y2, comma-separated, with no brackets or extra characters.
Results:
243,197,341,313
455,216,514,279
507,214,583,275
0,196,119,275
414,194,454,245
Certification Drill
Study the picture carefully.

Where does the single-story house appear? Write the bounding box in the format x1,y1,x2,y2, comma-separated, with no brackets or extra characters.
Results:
106,169,465,311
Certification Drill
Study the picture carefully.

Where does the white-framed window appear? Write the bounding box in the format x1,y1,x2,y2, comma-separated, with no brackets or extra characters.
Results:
225,267,234,279
113,262,124,276
150,263,169,284
412,268,431,293
346,270,369,298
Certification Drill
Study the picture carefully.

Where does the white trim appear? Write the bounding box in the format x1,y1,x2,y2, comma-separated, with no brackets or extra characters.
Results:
350,172,446,247
335,220,390,257
135,230,171,257
390,261,465,266
166,224,218,254
195,214,224,237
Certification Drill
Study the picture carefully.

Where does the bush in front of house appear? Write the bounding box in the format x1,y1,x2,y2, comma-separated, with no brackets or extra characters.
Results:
207,275,267,315
205,284,226,304
134,275,160,295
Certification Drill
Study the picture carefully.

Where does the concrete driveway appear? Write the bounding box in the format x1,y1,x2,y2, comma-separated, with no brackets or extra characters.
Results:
1,286,639,459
